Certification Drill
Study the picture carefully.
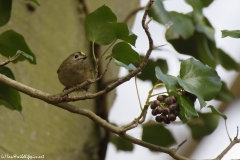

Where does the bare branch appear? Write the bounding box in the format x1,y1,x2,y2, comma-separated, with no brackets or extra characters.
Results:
225,120,232,141
175,139,187,152
215,138,240,160
235,126,239,139
0,52,24,67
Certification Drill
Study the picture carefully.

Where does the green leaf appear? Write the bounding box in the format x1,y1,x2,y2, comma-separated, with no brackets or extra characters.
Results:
16,50,34,61
187,113,219,140
142,121,176,149
148,0,170,24
155,67,179,93
168,32,216,68
208,105,227,120
215,81,234,102
110,133,134,151
166,12,195,40
185,0,214,13
111,42,140,65
24,0,40,6
114,60,137,71
0,67,22,111
179,95,198,121
217,49,240,70
85,5,117,45
149,0,194,40
221,30,240,39
138,57,168,85
109,22,137,46
179,58,222,107
0,0,12,27
0,30,36,64
177,76,206,107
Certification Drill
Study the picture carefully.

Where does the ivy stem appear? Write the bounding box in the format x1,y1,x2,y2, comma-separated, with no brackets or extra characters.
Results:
150,91,167,97
135,76,143,111
98,39,117,63
92,42,97,62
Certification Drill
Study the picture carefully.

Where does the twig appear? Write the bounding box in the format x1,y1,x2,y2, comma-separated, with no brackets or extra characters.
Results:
0,52,24,67
215,137,240,160
224,120,232,141
235,126,239,139
153,44,168,49
135,76,143,110
175,139,187,152
145,17,153,27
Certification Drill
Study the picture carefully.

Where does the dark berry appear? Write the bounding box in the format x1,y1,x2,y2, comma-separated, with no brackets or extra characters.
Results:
156,107,163,114
150,103,156,109
174,110,179,116
159,114,167,122
164,117,170,124
151,109,158,116
154,100,160,107
157,95,164,102
155,115,163,122
170,96,177,103
169,114,176,121
169,103,179,113
165,97,173,105
162,107,170,116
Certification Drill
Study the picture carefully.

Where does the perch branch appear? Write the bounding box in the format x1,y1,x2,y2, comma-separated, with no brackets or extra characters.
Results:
0,52,24,67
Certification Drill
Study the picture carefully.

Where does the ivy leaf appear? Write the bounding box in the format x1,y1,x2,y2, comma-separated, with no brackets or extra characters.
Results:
221,30,240,39
208,105,227,120
111,42,140,65
178,58,222,107
114,60,138,72
0,67,22,111
149,0,194,40
217,49,240,71
166,12,195,40
110,133,134,151
0,0,12,27
0,30,36,64
148,0,170,25
168,32,216,68
177,76,206,107
142,121,176,149
138,57,168,85
109,22,137,46
179,95,198,122
187,113,219,140
85,5,117,45
215,81,234,102
185,0,214,13
155,67,179,93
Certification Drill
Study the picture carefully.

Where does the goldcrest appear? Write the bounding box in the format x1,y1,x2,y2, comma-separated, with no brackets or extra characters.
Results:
57,52,93,91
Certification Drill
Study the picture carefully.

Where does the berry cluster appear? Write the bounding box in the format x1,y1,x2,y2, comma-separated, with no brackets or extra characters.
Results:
150,95,180,124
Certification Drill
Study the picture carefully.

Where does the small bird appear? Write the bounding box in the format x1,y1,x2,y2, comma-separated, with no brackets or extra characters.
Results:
57,52,93,92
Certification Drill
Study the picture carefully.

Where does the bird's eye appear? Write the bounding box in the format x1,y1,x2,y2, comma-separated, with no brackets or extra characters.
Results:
74,54,79,59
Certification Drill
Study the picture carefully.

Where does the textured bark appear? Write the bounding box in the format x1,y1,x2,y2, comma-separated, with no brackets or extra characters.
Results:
0,0,139,159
